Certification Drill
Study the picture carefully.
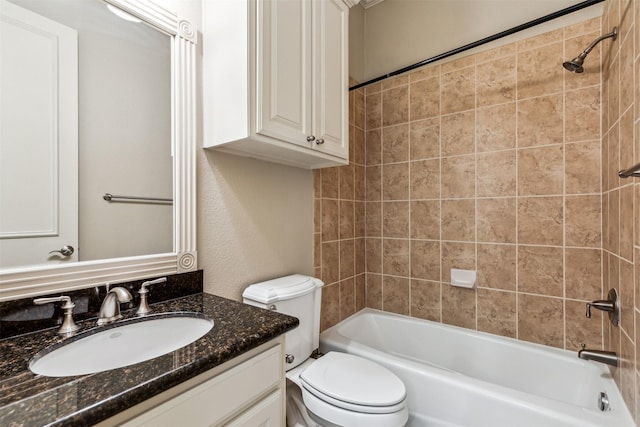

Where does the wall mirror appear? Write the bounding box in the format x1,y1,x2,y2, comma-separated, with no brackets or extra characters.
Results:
0,0,197,301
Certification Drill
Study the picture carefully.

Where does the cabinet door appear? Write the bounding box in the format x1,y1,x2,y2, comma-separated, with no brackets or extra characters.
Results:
120,345,282,427
256,0,312,146
224,390,283,427
312,0,349,159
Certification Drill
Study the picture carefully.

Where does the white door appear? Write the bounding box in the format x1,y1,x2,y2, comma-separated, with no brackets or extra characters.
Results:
0,0,78,269
313,0,349,159
255,0,313,146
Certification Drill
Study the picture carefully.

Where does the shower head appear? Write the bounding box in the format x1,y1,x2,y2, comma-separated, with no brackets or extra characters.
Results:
563,52,588,73
563,27,617,73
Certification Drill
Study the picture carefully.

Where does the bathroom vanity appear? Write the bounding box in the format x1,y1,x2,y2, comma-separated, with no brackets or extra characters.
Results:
0,293,298,426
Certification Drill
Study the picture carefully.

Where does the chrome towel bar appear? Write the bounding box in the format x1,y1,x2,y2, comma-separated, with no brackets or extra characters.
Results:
103,193,173,204
618,162,640,178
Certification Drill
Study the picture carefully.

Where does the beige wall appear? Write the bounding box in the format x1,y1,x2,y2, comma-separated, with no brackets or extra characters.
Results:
349,4,365,83
356,0,603,82
198,151,314,300
601,0,639,421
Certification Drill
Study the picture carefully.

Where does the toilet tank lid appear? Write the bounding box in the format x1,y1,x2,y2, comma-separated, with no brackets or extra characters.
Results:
242,275,323,304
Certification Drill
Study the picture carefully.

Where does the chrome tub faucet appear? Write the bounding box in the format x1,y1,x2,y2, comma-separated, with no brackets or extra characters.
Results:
97,286,132,325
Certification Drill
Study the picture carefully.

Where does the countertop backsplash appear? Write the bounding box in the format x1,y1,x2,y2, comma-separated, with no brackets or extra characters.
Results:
0,270,203,340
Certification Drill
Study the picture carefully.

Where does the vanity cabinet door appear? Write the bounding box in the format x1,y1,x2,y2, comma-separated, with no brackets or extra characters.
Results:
120,344,283,427
223,390,283,427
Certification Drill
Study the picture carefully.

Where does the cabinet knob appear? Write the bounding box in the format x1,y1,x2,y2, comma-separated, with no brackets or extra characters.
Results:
315,139,325,145
306,135,316,142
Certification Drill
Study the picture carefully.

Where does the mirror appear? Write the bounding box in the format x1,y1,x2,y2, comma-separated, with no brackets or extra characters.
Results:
0,0,197,300
1,0,172,270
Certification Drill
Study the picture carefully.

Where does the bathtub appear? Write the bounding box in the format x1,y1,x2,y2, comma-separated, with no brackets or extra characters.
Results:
319,308,634,427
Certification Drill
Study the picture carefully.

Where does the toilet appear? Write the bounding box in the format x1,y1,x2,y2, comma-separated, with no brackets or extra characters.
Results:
243,275,408,427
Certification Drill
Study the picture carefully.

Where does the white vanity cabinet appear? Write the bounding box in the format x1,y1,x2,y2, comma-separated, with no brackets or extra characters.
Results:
203,0,354,169
104,338,285,427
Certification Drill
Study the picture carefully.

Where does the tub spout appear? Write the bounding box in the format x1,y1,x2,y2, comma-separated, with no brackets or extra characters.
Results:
578,347,618,367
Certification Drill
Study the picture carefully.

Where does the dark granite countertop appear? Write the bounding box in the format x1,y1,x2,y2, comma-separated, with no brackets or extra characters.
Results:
0,293,298,427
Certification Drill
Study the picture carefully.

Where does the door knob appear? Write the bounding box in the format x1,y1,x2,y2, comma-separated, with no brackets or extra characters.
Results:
49,245,74,257
306,135,316,142
315,138,325,145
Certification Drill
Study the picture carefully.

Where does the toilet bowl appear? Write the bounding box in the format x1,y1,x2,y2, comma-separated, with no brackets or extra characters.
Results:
243,275,409,427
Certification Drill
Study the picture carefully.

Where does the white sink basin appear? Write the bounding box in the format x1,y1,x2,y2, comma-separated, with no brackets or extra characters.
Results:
30,314,213,377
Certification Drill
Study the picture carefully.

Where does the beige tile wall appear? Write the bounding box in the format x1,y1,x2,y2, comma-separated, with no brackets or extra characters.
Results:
357,16,605,351
313,80,367,331
602,0,639,421
317,16,607,346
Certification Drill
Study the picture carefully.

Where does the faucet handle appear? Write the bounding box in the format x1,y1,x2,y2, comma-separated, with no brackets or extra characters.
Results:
140,277,167,293
585,288,620,326
34,295,74,309
33,295,80,335
586,300,614,317
136,277,167,315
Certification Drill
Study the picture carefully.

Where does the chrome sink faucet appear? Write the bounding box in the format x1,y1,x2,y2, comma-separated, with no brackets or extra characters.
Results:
97,286,132,325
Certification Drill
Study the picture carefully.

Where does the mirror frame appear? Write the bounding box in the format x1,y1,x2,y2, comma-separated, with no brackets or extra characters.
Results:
0,0,197,301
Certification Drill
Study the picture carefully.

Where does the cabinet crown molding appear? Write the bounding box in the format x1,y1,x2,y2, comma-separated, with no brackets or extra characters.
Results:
342,0,362,8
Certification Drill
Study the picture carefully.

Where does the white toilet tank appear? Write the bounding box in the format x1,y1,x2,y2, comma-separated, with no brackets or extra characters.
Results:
242,275,323,370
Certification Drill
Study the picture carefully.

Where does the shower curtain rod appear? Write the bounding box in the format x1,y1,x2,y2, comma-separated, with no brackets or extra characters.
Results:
350,0,604,91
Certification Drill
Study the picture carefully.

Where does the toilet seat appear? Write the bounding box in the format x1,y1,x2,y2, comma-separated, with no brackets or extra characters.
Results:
299,352,407,412
301,381,407,414
301,386,408,427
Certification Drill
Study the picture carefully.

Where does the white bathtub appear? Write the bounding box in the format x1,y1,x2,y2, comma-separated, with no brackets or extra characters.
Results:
319,308,634,427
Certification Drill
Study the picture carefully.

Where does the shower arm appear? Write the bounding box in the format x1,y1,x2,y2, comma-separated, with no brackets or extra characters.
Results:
580,28,618,56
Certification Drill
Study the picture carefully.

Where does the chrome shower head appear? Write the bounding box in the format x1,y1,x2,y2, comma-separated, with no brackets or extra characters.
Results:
563,27,617,73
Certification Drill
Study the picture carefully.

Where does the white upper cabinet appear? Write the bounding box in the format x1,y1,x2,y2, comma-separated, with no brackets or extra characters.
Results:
203,0,352,169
